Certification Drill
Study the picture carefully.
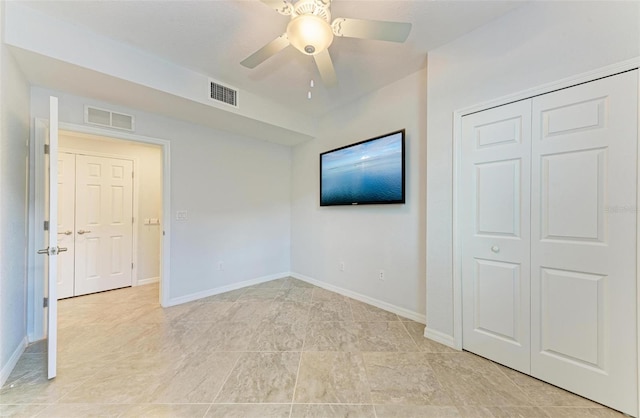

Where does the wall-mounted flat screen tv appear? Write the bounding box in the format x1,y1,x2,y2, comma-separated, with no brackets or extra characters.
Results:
320,129,405,206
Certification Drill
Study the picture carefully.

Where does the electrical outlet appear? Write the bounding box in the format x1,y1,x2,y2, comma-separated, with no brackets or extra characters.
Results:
340,262,345,272
379,270,385,281
218,261,224,271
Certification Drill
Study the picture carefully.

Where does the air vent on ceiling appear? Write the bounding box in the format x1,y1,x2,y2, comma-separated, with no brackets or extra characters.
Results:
209,79,239,108
84,106,135,131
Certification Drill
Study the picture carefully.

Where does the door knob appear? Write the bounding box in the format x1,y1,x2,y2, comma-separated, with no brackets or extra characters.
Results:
491,245,500,253
77,230,92,235
37,247,50,255
57,230,72,235
58,247,68,253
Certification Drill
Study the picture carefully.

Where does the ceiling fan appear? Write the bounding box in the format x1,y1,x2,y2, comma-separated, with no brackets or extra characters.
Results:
240,0,412,87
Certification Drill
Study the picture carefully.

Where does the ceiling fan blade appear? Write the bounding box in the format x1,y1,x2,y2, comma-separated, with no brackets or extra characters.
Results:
332,18,412,43
259,0,293,15
313,49,337,87
240,34,290,69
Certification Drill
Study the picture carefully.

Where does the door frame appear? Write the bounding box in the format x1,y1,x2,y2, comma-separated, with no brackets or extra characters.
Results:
449,57,640,411
28,121,171,341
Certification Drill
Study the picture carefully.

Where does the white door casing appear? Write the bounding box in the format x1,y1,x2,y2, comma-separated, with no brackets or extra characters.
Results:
74,155,133,296
56,152,75,299
460,70,638,416
530,70,638,415
461,100,532,374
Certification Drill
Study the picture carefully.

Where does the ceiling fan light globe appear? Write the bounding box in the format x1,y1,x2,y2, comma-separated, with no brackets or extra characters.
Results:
287,14,333,56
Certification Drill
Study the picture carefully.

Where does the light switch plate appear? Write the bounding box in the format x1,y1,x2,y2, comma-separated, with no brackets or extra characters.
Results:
176,210,188,221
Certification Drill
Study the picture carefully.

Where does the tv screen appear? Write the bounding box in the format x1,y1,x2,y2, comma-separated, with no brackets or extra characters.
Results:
320,129,405,206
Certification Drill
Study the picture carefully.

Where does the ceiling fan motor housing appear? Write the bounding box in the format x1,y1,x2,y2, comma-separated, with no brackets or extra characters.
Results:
292,0,331,22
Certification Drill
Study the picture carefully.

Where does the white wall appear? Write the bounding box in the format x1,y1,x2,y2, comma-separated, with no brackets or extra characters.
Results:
0,1,31,384
291,68,427,320
59,131,162,283
426,1,640,338
30,87,292,302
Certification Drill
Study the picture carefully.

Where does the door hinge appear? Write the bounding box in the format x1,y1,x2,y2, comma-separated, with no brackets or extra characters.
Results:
132,171,134,178
132,217,134,224
43,297,48,308
44,220,50,231
131,262,134,270
44,144,50,154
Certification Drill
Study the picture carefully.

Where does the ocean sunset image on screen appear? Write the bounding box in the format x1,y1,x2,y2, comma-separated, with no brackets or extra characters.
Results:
320,130,405,206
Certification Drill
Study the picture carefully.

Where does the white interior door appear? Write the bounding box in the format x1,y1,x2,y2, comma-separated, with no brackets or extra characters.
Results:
41,96,59,379
56,152,75,299
461,100,532,374
74,155,133,296
530,70,638,416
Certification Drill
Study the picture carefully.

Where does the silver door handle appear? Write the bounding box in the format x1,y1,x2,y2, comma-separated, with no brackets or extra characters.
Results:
37,247,66,255
77,230,92,235
58,230,72,235
491,245,500,253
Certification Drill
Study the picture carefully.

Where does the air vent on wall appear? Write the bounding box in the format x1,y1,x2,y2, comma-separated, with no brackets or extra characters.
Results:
84,106,135,131
209,79,239,108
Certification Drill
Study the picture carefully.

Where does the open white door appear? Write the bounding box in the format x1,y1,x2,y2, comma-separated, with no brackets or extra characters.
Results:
38,96,61,379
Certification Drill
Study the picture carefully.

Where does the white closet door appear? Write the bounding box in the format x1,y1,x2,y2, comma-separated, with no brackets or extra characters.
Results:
56,152,75,299
461,100,532,374
75,154,133,296
531,70,638,416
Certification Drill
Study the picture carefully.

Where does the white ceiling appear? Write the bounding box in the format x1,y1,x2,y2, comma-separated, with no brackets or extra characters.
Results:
18,0,523,117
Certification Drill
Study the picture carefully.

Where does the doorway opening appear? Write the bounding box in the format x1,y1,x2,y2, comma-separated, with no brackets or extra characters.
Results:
57,130,162,299
29,120,171,343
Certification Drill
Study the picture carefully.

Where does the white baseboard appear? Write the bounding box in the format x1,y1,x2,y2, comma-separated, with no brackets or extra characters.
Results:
290,272,426,324
0,337,28,387
424,327,459,350
166,272,291,306
136,276,159,286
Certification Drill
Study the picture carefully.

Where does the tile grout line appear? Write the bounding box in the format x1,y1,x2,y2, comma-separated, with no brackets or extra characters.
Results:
209,347,243,406
352,296,375,410
490,361,538,407
201,402,214,418
289,289,315,417
397,319,421,351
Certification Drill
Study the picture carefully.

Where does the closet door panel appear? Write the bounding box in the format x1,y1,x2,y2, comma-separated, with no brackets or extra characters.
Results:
461,100,532,374
75,155,133,296
531,70,638,416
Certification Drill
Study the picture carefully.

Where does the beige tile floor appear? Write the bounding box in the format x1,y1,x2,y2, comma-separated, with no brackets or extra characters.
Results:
0,277,626,417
